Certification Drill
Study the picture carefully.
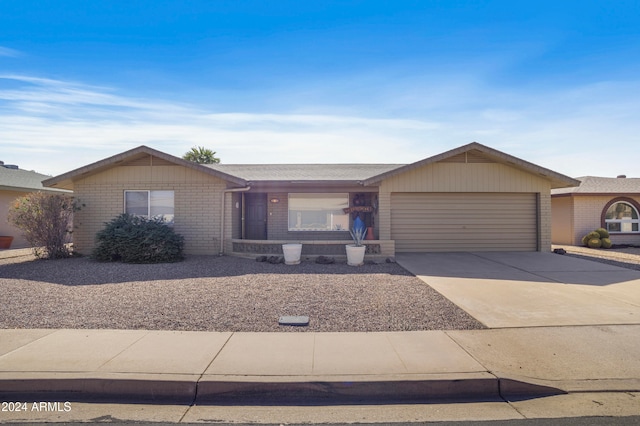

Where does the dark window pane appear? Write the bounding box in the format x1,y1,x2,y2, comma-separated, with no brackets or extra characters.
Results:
125,191,148,216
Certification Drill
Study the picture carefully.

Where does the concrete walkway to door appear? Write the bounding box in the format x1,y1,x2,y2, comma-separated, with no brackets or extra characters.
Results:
396,252,640,328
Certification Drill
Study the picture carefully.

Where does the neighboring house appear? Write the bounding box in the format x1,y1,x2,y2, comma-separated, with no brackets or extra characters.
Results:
42,142,578,257
551,176,640,246
0,161,71,249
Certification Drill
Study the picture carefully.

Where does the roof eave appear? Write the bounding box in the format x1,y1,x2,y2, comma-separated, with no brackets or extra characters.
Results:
247,179,367,187
42,146,248,190
0,185,72,193
363,142,581,188
552,191,640,196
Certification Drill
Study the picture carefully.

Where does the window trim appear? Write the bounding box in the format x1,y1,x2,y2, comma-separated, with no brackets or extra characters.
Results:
601,197,640,234
124,190,151,218
287,192,350,232
124,190,175,224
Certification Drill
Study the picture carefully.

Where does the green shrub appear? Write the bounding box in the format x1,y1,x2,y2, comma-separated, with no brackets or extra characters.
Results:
595,228,610,239
601,237,612,249
586,231,601,240
92,214,184,263
587,238,602,249
581,234,591,247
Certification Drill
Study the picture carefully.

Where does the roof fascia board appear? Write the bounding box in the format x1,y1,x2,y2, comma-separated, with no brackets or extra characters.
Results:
553,192,640,197
42,146,247,188
0,185,71,193
275,180,363,185
363,142,581,188
247,181,378,191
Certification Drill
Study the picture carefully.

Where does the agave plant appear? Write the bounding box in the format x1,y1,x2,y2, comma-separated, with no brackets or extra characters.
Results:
349,226,368,247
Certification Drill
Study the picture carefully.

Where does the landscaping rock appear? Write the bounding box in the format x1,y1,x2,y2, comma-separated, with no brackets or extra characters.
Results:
0,254,487,332
315,255,335,264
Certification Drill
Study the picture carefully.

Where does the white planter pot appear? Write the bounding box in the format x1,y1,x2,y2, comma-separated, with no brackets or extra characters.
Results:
345,244,366,266
282,243,302,265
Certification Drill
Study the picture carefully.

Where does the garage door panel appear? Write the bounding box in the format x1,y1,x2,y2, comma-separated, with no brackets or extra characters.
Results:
392,228,535,235
391,193,537,252
402,233,533,245
392,218,535,226
396,243,537,251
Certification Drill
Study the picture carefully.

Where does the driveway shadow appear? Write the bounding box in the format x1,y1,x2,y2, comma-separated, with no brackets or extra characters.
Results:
396,252,640,286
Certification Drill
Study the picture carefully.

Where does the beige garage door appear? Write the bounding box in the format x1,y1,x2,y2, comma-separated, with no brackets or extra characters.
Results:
391,193,538,252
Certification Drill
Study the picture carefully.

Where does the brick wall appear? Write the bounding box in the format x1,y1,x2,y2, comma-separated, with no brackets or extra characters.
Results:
538,192,552,251
73,164,227,255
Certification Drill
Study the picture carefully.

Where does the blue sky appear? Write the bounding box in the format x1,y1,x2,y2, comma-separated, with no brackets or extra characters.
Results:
1,1,639,177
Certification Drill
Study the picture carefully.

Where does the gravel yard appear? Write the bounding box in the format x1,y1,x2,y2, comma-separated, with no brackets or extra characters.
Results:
0,254,484,332
553,245,640,271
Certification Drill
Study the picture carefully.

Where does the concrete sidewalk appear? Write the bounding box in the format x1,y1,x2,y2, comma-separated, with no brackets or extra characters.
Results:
1,326,639,404
2,251,639,407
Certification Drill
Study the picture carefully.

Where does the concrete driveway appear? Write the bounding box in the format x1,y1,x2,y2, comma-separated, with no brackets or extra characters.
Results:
396,252,640,328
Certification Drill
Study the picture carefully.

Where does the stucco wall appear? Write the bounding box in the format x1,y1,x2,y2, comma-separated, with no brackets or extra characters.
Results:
551,196,574,245
571,195,640,246
73,163,227,255
0,190,30,249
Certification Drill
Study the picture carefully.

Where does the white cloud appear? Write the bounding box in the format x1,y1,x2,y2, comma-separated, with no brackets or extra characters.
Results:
0,74,188,114
0,74,639,179
0,46,20,57
0,75,438,175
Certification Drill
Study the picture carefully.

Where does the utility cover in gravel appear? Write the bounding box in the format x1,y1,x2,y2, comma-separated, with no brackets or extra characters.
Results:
0,255,485,332
279,316,310,326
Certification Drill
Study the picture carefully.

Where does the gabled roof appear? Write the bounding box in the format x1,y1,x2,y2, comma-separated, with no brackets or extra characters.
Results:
42,142,581,191
551,176,640,195
42,145,247,190
363,142,581,189
207,163,404,183
0,166,70,193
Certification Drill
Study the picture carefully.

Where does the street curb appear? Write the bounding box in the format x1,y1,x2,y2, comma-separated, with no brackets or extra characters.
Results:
196,377,501,404
0,376,196,404
0,374,568,404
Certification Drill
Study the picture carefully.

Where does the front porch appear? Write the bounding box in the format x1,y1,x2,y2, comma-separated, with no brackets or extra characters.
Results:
227,188,392,259
231,239,396,260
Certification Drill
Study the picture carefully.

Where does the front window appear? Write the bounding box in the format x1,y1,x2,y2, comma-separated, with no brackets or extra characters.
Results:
288,193,349,231
125,190,175,225
604,201,639,233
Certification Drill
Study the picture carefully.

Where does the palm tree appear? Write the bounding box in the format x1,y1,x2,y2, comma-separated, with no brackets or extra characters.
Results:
182,146,220,164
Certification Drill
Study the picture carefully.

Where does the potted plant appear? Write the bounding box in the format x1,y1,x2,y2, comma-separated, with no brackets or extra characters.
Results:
0,236,13,249
282,243,303,265
346,227,367,266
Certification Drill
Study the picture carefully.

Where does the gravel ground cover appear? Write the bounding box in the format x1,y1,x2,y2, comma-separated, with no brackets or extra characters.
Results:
553,245,640,271
0,255,484,332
